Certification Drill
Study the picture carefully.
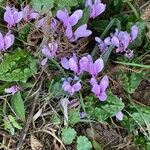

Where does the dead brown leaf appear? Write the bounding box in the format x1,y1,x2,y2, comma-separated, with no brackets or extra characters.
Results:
30,134,43,150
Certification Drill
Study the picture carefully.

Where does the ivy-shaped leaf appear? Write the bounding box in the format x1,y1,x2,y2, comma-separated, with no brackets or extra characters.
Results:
31,0,54,14
54,0,78,10
77,136,92,150
11,92,25,121
120,72,145,94
61,127,77,145
85,91,125,122
0,48,37,83
68,109,80,125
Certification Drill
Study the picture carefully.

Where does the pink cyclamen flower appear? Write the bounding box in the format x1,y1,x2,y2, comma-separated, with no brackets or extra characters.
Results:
61,53,82,75
116,111,124,121
22,5,39,21
57,9,83,27
36,17,46,28
70,24,92,41
5,85,20,95
79,55,104,76
0,32,14,51
41,42,58,66
90,75,109,101
4,6,23,27
85,0,106,19
57,9,91,41
96,25,138,58
62,77,81,96
95,37,111,53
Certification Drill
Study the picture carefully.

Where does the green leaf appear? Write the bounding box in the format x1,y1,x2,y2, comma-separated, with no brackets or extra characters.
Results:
11,92,25,121
68,109,80,125
8,115,22,129
85,92,125,122
50,114,61,125
120,72,145,94
77,136,92,150
0,48,37,83
61,127,77,145
101,46,114,65
54,0,78,9
31,0,54,14
92,140,103,150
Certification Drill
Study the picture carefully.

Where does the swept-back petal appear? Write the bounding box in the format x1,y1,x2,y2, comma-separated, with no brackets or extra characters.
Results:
61,57,69,69
69,10,83,26
100,75,109,92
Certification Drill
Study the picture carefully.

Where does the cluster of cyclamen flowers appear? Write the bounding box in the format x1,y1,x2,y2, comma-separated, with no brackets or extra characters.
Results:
61,53,109,102
2,0,126,120
95,25,139,58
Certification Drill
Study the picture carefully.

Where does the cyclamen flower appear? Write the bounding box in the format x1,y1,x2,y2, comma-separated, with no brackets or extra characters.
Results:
85,0,106,19
115,111,124,121
61,53,82,75
62,77,81,96
41,42,58,66
22,5,39,21
90,75,109,101
0,32,14,51
80,55,104,76
95,37,111,53
5,85,20,95
57,9,83,27
4,6,23,27
96,25,138,58
111,25,138,53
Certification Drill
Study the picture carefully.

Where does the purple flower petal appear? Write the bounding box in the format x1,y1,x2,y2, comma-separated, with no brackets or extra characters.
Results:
111,36,119,47
99,75,109,92
94,58,104,75
116,111,123,120
91,84,100,96
5,85,20,95
131,25,138,41
13,11,23,23
42,46,51,58
4,33,14,49
30,12,39,20
90,77,97,86
56,9,69,26
41,58,48,66
69,57,78,73
0,32,4,50
73,24,92,41
61,57,69,69
73,82,81,92
69,10,83,26
91,3,106,19
66,25,73,39
4,6,15,26
98,92,107,101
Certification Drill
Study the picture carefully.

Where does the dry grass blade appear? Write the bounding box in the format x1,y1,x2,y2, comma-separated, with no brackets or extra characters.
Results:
108,65,142,76
30,134,43,150
141,4,150,20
